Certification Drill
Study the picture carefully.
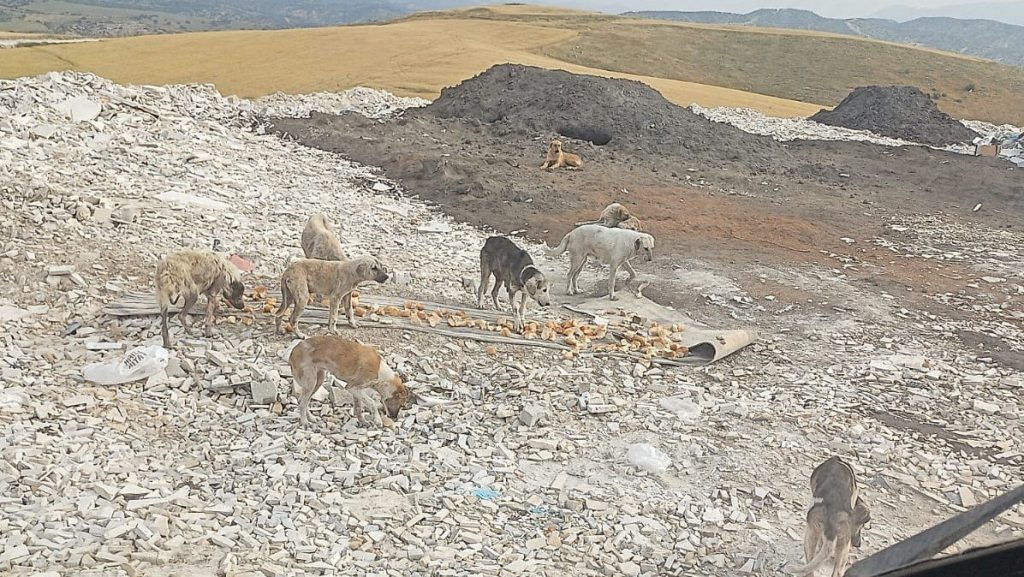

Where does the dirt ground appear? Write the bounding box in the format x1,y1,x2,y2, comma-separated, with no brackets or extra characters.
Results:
270,107,1023,325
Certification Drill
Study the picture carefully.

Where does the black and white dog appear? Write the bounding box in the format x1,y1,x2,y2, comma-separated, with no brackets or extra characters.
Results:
478,236,551,332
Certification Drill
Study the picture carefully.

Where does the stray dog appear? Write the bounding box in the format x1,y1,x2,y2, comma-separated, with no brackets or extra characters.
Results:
156,250,246,348
301,213,347,261
546,224,655,300
478,236,552,332
288,335,410,426
301,213,350,308
275,256,389,337
617,215,643,231
540,139,583,170
575,202,632,228
793,456,871,577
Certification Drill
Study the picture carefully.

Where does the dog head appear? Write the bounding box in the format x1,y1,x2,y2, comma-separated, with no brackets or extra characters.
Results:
222,280,246,310
523,268,551,307
634,234,655,262
356,257,390,284
381,374,411,419
548,139,563,154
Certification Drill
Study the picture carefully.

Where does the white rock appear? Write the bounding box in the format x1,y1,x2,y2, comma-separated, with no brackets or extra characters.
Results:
62,95,102,123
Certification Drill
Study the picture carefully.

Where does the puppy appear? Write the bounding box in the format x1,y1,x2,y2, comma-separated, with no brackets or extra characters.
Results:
288,335,410,426
617,215,643,231
156,250,246,348
575,202,632,228
301,213,347,261
793,457,871,577
546,224,655,300
540,139,583,170
275,256,389,337
478,236,552,332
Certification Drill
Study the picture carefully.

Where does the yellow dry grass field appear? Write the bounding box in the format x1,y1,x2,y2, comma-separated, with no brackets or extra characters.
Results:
0,12,817,117
2,4,1022,121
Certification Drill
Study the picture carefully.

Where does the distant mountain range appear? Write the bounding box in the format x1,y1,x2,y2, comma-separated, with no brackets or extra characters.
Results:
0,0,479,36
872,3,1024,26
624,8,1024,69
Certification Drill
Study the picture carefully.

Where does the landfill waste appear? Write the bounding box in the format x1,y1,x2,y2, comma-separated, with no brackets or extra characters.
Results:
82,345,169,385
627,443,672,474
659,396,702,422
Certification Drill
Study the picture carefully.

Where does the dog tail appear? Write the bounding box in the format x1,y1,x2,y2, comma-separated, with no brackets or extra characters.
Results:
275,276,293,316
545,230,572,257
789,537,833,576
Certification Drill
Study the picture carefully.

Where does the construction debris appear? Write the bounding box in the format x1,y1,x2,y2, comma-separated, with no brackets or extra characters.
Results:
1,70,1021,577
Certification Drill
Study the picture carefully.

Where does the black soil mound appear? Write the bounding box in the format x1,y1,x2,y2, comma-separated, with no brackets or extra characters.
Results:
810,86,979,147
415,63,779,168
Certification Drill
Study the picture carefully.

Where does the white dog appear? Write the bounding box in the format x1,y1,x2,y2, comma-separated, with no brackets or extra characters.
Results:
546,224,655,300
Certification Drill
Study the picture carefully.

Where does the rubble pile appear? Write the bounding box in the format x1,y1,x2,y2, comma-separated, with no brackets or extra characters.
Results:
810,85,980,147
1,71,1022,577
253,87,429,119
690,104,918,147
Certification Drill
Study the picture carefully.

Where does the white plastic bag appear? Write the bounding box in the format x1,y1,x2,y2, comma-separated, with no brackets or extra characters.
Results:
83,345,169,385
627,443,672,474
659,397,702,422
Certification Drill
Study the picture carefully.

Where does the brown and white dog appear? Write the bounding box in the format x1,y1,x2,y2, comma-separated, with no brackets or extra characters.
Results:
541,139,583,170
793,456,871,577
477,236,551,332
275,256,389,337
156,250,246,348
288,335,410,426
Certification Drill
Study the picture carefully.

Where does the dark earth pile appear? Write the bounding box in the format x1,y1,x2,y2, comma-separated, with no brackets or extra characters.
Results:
272,66,1023,265
413,63,780,166
810,85,979,147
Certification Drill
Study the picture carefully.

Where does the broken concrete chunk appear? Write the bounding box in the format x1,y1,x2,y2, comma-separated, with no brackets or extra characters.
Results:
62,95,102,123
519,404,546,427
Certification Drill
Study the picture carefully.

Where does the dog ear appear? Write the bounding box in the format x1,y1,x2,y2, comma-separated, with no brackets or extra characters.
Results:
635,238,643,251
356,260,370,277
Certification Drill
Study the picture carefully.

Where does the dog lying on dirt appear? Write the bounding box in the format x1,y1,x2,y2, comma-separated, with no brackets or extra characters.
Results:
478,236,552,332
301,213,347,261
288,335,410,426
540,139,583,170
793,456,871,577
275,256,389,338
546,224,655,300
156,250,246,348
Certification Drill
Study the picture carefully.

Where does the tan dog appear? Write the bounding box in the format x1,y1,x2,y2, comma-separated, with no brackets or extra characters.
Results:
288,335,410,426
156,250,246,348
541,139,583,170
301,213,347,261
301,213,349,308
793,456,871,577
546,224,655,300
575,202,632,228
275,256,389,337
617,215,643,231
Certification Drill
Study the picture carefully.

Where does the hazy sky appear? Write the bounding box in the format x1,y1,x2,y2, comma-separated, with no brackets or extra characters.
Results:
557,0,1021,20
